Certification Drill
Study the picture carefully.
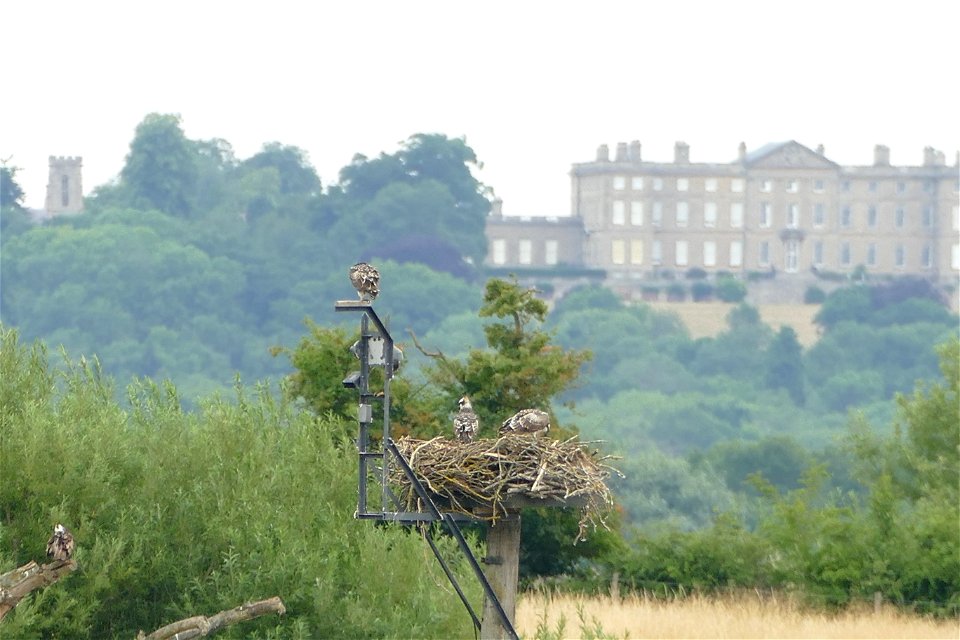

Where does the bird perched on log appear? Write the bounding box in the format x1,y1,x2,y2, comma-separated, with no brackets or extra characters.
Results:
349,262,380,302
454,396,479,443
500,408,551,437
46,523,74,562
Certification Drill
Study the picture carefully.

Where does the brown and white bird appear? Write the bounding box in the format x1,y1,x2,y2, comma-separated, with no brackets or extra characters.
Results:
453,396,479,443
46,523,75,562
500,409,551,437
349,262,380,303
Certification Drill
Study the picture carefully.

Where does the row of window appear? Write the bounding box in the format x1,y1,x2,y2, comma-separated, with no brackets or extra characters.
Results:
609,201,957,230
491,238,558,266
611,175,954,195
608,239,957,271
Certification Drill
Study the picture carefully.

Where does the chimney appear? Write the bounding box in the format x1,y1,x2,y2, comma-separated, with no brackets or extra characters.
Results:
629,140,642,162
815,144,825,156
596,144,610,162
489,198,503,218
615,142,628,162
923,146,937,166
674,141,690,164
738,142,747,162
873,145,890,166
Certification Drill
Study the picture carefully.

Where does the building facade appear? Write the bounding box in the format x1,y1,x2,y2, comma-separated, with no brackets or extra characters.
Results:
486,141,959,301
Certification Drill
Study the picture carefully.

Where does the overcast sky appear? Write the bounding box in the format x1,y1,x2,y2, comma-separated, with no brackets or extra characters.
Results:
4,1,958,217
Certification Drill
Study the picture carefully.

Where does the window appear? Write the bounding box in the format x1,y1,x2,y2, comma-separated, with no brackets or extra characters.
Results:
704,202,717,227
867,206,877,228
785,240,799,273
953,244,960,270
813,241,823,266
840,242,851,266
731,178,745,193
630,240,643,265
896,181,906,194
923,206,934,228
677,178,689,192
840,206,851,228
730,202,744,228
895,244,905,268
613,176,626,190
676,202,689,227
786,180,798,193
729,240,743,267
60,176,70,207
675,240,689,266
612,200,626,225
866,243,877,266
544,240,558,266
813,179,825,193
492,239,506,265
761,179,773,193
653,177,663,191
611,240,625,265
787,203,799,228
758,241,770,266
631,176,644,190
705,178,718,192
922,244,932,269
703,241,717,267
954,205,959,230
895,207,905,228
869,181,878,193
760,202,772,228
518,239,532,265
630,201,643,226
652,240,663,265
813,203,825,227
841,180,851,192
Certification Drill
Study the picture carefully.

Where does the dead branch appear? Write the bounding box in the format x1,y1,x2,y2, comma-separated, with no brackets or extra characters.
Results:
136,596,285,640
0,559,78,620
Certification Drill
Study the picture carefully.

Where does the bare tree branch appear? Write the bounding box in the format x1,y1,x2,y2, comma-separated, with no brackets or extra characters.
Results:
0,559,78,620
136,596,286,640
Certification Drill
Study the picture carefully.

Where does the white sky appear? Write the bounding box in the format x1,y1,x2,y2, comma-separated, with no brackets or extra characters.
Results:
4,1,958,217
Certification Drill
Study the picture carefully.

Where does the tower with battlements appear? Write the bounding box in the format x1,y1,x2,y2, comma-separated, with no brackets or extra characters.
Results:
44,156,84,215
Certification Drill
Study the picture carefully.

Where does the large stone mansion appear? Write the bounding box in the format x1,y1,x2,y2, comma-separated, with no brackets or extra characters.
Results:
485,140,960,303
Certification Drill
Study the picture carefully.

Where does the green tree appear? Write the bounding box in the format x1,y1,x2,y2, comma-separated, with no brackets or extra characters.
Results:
765,326,805,404
120,113,199,215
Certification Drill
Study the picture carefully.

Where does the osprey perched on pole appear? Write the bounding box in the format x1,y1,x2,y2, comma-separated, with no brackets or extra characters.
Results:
500,409,551,436
454,396,479,443
349,262,380,302
46,523,75,561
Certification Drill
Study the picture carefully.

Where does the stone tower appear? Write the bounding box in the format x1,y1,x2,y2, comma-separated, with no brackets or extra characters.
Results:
44,156,84,215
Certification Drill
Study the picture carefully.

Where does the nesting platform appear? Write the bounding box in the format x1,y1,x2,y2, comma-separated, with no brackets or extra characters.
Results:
391,435,617,541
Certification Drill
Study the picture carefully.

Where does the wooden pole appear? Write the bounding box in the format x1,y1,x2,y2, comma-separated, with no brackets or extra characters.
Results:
480,513,520,640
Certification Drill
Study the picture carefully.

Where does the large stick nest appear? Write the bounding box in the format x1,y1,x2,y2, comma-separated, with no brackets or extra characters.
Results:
390,435,619,542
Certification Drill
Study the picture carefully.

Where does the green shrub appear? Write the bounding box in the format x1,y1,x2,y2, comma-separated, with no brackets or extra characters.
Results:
0,327,480,638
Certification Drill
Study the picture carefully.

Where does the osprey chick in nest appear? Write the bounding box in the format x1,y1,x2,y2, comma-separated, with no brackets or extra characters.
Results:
46,523,75,561
500,408,551,436
453,396,479,443
349,262,380,302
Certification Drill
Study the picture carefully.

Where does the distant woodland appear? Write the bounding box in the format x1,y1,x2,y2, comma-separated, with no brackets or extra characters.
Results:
1,114,957,635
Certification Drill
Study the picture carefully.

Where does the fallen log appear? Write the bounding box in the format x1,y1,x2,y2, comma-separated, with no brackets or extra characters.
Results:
0,559,78,620
136,596,286,640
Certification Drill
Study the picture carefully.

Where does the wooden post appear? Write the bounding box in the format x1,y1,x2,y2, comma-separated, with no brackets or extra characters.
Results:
480,513,521,640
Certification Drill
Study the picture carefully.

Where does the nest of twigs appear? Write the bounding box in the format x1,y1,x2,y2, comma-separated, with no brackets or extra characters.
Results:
390,435,619,542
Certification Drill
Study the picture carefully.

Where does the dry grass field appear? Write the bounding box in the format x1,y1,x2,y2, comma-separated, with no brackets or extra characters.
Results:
515,592,959,639
648,302,821,347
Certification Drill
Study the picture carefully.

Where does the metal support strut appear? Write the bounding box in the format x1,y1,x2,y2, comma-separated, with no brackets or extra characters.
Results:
335,300,518,640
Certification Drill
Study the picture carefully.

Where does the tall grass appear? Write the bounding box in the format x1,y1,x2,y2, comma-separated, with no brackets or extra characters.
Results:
518,590,960,640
